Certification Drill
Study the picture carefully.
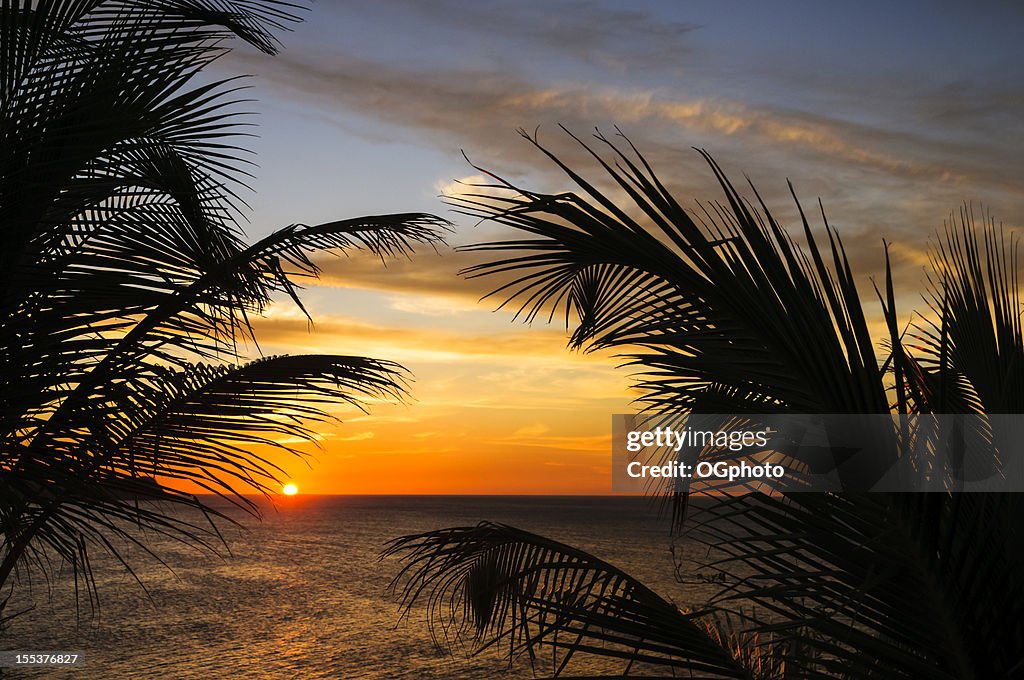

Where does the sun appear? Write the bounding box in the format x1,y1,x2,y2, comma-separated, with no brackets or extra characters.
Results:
282,483,298,496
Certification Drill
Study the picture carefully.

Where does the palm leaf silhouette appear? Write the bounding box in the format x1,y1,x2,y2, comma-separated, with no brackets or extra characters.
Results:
908,208,1024,414
457,128,886,417
1,0,447,605
687,492,1024,679
385,522,785,679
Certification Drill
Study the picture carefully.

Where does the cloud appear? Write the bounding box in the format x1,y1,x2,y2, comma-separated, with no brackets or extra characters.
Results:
334,431,375,442
226,45,1024,216
512,422,550,438
313,246,481,298
310,243,563,324
337,0,699,72
224,8,1024,334
249,309,580,362
385,292,479,316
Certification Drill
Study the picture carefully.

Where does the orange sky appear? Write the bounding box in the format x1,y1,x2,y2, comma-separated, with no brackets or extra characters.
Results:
245,271,635,495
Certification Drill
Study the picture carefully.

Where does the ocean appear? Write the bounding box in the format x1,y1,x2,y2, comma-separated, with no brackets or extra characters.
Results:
1,496,718,678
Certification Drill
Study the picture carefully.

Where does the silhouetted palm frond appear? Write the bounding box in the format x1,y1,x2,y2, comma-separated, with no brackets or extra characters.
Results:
455,127,886,420
385,522,788,679
689,492,1024,679
1,0,447,603
6,354,409,594
907,207,1024,414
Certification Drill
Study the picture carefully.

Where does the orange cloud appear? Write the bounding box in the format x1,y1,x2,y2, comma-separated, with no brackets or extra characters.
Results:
250,309,585,362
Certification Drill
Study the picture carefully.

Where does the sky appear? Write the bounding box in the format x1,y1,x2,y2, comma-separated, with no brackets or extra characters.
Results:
203,1,1023,494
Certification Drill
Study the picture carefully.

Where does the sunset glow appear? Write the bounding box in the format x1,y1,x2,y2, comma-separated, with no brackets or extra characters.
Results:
202,2,1023,497
282,483,299,496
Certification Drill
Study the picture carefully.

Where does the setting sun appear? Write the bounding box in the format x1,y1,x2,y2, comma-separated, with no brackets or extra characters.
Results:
282,483,298,496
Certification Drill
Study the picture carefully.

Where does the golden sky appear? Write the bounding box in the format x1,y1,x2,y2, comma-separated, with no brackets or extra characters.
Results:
245,272,635,494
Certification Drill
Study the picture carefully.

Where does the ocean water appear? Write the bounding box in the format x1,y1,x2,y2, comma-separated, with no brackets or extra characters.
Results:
1,496,718,678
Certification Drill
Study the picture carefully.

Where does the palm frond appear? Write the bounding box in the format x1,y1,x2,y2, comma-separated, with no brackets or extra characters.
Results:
908,206,1024,414
453,128,893,489
686,492,1024,680
455,129,887,418
385,522,783,679
1,0,447,609
12,213,445,442
3,354,407,591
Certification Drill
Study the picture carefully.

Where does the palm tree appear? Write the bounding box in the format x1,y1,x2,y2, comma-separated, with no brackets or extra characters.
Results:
0,0,446,614
386,129,1024,678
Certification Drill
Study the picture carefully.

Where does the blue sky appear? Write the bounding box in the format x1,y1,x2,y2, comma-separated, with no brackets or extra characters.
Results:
223,1,1023,240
